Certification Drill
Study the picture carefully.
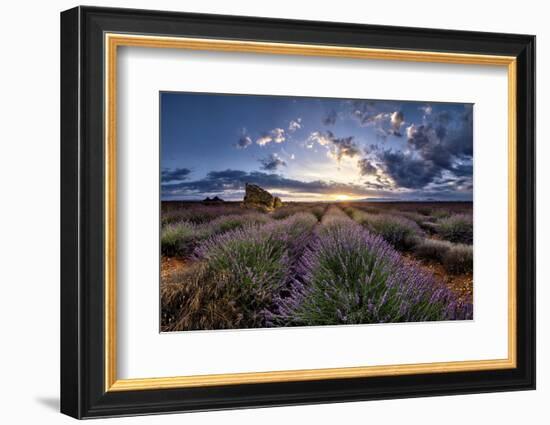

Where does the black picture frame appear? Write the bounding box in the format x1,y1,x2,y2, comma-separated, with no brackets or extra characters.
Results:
61,5,535,419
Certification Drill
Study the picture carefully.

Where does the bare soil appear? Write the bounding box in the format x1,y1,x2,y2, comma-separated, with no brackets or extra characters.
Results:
403,253,473,304
161,256,187,281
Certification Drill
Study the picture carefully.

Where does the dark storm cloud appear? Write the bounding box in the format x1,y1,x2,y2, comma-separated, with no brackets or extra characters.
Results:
161,167,191,183
408,108,473,160
357,158,378,176
428,174,473,193
259,154,287,171
378,150,439,189
362,105,473,190
451,163,473,177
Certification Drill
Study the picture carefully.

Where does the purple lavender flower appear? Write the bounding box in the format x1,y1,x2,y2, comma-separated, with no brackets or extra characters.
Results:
275,216,472,326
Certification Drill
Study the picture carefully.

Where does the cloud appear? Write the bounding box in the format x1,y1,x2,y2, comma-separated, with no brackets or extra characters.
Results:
350,100,378,125
349,102,405,139
363,105,473,190
367,111,404,138
357,158,378,176
420,105,433,116
256,128,286,146
378,150,440,189
256,135,272,146
322,110,337,125
161,168,471,201
259,153,287,171
407,107,473,165
451,163,473,177
161,167,191,183
288,118,302,133
162,169,375,198
207,169,249,180
306,131,331,148
236,128,253,149
236,135,252,149
307,131,360,163
390,111,404,136
330,135,361,162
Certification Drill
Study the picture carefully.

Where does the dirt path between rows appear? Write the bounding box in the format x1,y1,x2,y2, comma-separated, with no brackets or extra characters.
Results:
402,253,473,304
161,256,188,281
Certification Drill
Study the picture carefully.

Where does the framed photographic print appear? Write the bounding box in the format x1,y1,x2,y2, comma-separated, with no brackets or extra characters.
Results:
60,6,536,419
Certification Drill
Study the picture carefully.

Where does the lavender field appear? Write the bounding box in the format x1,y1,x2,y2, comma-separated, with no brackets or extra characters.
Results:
160,201,473,332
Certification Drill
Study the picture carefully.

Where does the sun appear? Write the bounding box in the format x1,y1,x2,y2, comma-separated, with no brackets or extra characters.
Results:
333,194,351,201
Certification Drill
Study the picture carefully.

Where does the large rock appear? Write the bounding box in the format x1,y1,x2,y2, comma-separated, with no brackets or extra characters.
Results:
273,197,283,208
243,183,282,210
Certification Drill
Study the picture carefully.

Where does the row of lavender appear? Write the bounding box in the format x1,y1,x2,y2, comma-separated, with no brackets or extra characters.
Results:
161,204,472,331
344,206,473,274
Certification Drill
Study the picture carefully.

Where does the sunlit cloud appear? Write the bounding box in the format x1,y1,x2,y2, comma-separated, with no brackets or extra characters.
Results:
307,131,360,164
256,128,286,146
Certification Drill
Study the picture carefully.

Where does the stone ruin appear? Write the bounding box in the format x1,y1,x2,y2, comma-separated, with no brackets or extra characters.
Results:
243,183,282,210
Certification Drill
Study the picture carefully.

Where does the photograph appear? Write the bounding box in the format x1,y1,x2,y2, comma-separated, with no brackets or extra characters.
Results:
160,92,474,331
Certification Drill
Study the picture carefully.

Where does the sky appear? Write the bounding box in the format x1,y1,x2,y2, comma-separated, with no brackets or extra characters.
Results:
160,92,473,202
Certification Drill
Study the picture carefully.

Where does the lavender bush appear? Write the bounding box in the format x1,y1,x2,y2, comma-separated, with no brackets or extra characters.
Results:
271,205,306,219
161,263,244,331
266,213,318,264
161,213,272,257
323,205,351,221
347,208,423,251
344,206,365,221
431,208,451,220
186,213,318,328
160,221,208,257
197,213,317,269
414,238,473,275
196,225,290,328
161,204,251,226
275,223,472,326
414,238,453,262
207,213,272,234
437,214,473,244
442,244,473,274
308,205,326,221
393,210,428,226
